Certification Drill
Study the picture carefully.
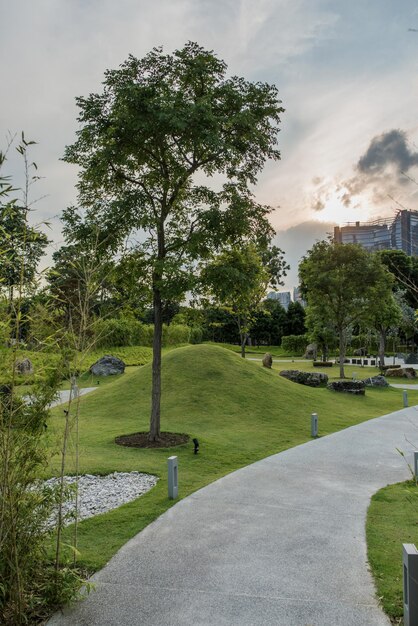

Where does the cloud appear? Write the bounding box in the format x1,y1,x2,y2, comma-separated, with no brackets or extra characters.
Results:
357,129,418,176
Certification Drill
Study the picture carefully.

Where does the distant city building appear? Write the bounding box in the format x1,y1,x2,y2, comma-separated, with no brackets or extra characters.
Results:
267,291,291,310
293,287,306,307
334,210,418,255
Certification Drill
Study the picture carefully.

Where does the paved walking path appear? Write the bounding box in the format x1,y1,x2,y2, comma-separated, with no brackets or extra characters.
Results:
49,387,97,408
48,406,418,626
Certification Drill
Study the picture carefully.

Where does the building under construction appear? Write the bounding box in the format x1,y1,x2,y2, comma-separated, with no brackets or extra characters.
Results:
333,210,418,255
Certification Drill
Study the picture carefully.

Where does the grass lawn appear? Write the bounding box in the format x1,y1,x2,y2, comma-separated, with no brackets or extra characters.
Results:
367,480,418,624
45,344,418,573
204,341,296,357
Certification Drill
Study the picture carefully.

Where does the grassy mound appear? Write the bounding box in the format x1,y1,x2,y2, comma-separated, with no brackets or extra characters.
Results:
48,344,418,570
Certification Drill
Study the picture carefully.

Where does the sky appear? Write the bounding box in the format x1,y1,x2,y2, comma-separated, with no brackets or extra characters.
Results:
1,0,418,290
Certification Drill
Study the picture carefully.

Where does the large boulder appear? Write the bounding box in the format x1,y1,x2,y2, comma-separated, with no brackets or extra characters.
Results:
90,355,126,377
279,369,328,387
327,380,365,395
303,343,317,360
353,347,367,356
15,358,34,375
361,375,389,388
385,367,416,379
262,353,273,368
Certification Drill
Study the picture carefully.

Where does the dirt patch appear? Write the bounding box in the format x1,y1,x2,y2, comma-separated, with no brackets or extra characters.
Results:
115,431,190,448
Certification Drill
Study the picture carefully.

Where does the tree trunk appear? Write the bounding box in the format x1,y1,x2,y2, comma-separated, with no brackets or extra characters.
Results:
237,315,246,358
149,286,163,441
339,330,346,379
240,333,247,358
378,327,386,369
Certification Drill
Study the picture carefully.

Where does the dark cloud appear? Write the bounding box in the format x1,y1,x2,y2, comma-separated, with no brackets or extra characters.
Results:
311,129,418,213
357,129,418,175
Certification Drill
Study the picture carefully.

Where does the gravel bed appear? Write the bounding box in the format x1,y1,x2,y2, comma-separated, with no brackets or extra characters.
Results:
44,471,158,525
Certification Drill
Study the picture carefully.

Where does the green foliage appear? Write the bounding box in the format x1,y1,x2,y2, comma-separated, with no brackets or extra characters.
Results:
93,317,190,348
200,244,271,355
379,249,418,308
0,136,84,624
300,242,393,376
189,327,203,344
281,334,309,355
94,317,148,348
284,301,306,336
162,324,190,346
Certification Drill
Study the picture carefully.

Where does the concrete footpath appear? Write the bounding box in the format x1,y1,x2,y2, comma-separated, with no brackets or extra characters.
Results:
48,406,418,626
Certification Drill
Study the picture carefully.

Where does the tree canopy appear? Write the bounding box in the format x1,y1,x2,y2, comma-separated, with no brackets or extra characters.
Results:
299,241,393,377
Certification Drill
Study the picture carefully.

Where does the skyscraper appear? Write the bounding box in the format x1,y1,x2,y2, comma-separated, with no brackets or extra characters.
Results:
334,210,418,255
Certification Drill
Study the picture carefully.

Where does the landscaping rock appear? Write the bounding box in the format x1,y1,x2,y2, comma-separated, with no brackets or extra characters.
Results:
15,358,34,375
90,355,126,376
327,380,365,395
385,367,416,379
353,347,367,356
303,343,317,360
405,353,418,365
361,375,388,388
262,353,273,368
279,369,328,387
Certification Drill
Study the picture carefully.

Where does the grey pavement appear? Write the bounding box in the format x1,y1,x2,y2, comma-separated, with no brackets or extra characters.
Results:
391,383,418,390
49,387,97,408
48,406,418,626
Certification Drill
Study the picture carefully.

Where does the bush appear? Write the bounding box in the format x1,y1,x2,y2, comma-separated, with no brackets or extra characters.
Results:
313,361,333,367
162,324,190,345
281,334,309,355
94,317,145,347
94,318,191,348
189,327,203,344
282,335,309,356
327,380,365,395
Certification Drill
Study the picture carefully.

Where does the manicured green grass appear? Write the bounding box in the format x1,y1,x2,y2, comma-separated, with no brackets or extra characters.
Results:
47,344,418,572
367,480,418,623
205,342,295,357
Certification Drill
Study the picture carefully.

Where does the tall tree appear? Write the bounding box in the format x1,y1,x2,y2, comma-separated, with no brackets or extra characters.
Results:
299,241,393,378
284,301,306,336
63,43,284,440
200,245,270,357
379,249,418,308
371,295,402,368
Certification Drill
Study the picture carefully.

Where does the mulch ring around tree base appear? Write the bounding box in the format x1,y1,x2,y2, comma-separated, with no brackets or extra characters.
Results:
115,431,190,448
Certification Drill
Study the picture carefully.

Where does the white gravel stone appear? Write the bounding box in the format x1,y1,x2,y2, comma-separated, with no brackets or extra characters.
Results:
44,472,158,525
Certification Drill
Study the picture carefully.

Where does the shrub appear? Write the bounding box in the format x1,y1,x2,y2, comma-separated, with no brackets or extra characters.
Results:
163,324,190,345
94,318,191,348
281,334,309,355
189,327,203,344
313,361,333,367
327,380,365,395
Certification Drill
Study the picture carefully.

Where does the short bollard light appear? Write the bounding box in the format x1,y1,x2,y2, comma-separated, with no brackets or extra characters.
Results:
404,390,409,408
352,372,357,381
311,412,318,438
193,438,199,454
167,456,178,500
414,451,418,479
403,543,418,626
